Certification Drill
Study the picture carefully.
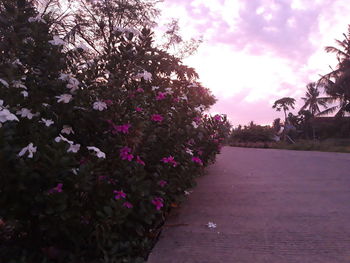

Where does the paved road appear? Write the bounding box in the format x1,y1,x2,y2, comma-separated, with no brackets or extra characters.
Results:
148,147,350,263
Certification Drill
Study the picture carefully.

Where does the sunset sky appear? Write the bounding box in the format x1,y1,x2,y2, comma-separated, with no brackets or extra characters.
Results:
158,0,350,125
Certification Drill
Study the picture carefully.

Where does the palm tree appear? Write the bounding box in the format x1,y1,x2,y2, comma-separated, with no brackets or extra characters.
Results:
299,82,329,116
272,97,296,122
318,25,350,117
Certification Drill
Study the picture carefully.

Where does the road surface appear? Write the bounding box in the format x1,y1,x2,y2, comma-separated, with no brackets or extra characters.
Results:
148,147,350,263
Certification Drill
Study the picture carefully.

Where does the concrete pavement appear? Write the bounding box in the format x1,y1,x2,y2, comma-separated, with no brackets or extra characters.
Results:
148,147,350,263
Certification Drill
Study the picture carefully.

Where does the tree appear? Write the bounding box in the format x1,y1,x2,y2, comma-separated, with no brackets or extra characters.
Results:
299,82,329,116
272,97,296,122
318,25,350,117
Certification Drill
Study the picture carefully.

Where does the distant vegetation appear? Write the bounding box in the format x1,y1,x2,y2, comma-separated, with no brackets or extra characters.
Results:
230,26,350,151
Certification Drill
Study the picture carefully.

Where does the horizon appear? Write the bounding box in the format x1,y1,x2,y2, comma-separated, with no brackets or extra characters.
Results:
157,0,350,126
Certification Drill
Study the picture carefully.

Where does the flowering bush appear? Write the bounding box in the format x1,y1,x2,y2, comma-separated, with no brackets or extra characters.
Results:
0,1,230,262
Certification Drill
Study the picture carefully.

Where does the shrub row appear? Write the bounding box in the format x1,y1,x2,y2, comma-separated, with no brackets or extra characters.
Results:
0,1,229,262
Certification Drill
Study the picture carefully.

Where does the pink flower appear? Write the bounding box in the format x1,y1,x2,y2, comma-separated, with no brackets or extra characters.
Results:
173,97,180,103
104,99,113,106
136,88,144,93
120,146,134,161
161,156,178,167
48,183,63,194
136,155,145,166
152,197,164,210
114,190,126,199
213,115,222,121
192,156,203,166
158,180,167,187
156,92,166,100
116,123,131,134
123,202,133,208
193,116,201,124
135,107,143,112
151,114,163,122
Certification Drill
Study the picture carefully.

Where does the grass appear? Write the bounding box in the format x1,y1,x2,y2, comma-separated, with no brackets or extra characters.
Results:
230,138,350,153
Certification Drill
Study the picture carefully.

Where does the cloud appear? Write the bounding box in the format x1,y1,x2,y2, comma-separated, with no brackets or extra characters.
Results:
158,0,350,124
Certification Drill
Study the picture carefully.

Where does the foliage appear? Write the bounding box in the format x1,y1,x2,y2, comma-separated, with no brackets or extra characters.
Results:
230,122,274,143
299,82,329,116
0,1,227,262
272,97,295,121
318,25,350,117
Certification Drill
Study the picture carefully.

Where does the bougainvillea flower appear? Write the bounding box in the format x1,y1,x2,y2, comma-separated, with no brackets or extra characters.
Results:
156,92,166,100
120,146,133,161
151,197,164,210
18,142,37,158
113,190,126,199
173,97,180,103
136,155,145,166
135,107,143,112
192,156,203,166
151,114,163,122
116,124,131,134
158,180,167,187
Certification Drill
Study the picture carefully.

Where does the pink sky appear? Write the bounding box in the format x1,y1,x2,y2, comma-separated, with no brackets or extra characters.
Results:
158,0,350,126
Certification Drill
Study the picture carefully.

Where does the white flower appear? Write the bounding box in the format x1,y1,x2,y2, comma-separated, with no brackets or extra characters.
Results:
0,108,19,123
16,108,34,119
192,121,199,129
61,125,74,135
18,143,37,158
87,146,106,159
56,94,72,103
152,86,160,91
49,36,65,46
93,101,107,111
76,43,89,51
55,134,73,144
12,59,23,66
207,222,217,229
12,80,27,89
194,106,204,112
67,143,80,153
0,78,9,88
185,148,193,156
165,87,174,95
28,15,46,23
114,26,139,36
21,90,28,97
66,77,80,92
137,71,152,81
41,118,54,127
180,95,188,101
184,190,193,195
23,37,35,44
